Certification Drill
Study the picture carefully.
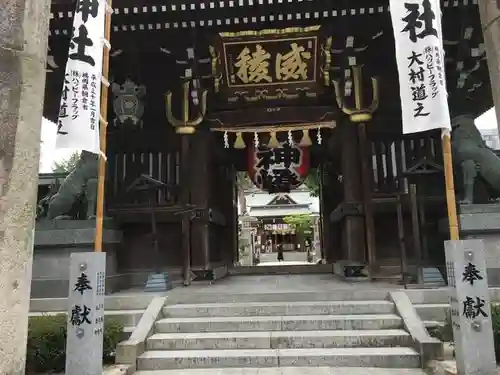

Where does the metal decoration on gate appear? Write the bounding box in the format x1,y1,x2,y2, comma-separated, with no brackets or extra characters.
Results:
333,65,379,123
112,79,146,129
165,79,208,134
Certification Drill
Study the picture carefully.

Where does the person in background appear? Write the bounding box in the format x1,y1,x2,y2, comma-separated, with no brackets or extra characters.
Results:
267,239,272,253
277,243,284,262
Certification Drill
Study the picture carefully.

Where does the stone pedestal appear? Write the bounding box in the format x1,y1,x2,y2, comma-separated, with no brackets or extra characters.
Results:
457,204,500,286
33,220,122,297
478,0,500,133
0,0,51,374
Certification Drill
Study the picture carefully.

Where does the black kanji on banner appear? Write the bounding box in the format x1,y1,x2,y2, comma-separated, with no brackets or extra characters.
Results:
407,51,430,118
76,0,99,23
401,0,438,43
69,25,95,66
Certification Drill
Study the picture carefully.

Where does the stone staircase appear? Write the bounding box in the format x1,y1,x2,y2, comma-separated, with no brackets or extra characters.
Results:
134,291,421,372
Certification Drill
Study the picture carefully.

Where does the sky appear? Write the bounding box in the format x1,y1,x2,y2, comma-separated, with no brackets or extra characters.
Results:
39,107,499,173
39,119,76,173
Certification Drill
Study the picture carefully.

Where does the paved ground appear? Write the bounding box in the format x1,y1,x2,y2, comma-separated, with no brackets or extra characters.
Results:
159,274,401,297
114,273,407,298
258,251,311,266
135,367,428,374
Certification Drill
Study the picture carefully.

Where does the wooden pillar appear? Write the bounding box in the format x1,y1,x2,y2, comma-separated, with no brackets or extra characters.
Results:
189,132,211,270
231,170,239,265
226,166,238,266
340,120,366,263
319,164,331,261
319,160,345,263
180,136,192,285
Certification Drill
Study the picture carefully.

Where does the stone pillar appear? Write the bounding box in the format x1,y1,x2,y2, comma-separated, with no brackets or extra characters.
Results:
312,214,320,258
0,1,50,373
478,0,500,130
445,239,496,374
239,215,255,266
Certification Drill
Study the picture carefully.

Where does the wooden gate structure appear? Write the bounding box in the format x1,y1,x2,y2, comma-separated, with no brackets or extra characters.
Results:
45,0,493,282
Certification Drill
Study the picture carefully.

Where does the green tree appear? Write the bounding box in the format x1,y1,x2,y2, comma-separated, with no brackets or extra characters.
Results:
304,168,320,197
283,213,313,237
52,151,80,173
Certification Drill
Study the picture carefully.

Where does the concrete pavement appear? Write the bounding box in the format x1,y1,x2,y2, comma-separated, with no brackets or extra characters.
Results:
258,251,312,266
135,367,428,374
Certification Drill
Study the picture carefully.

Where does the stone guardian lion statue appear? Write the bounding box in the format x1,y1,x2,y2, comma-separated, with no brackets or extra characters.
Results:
45,151,98,220
451,114,500,204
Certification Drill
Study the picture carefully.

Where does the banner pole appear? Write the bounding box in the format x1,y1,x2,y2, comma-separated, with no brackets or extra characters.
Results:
94,0,113,252
441,129,460,241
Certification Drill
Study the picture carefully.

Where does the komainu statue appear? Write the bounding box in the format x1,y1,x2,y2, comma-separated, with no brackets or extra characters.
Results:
43,151,98,220
451,114,500,204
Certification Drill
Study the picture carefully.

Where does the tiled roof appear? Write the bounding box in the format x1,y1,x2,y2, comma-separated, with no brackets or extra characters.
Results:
242,187,319,217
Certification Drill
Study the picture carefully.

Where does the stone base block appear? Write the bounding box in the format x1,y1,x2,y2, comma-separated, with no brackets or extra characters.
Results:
333,261,369,280
440,204,500,286
191,263,230,282
212,264,229,280
32,219,122,298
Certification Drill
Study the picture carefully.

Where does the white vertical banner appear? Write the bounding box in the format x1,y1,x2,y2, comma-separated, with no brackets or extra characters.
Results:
55,0,106,154
389,0,451,134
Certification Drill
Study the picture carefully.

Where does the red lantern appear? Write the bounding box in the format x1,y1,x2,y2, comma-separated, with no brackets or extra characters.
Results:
247,143,310,193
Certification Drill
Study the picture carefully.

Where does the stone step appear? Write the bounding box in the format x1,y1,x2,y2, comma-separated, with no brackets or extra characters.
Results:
137,347,420,370
168,290,392,304
163,300,395,318
146,329,412,350
155,314,402,333
135,368,427,375
231,264,333,275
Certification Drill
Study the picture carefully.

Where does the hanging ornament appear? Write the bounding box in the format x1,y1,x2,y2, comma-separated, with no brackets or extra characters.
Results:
317,128,322,145
223,131,229,148
268,131,280,148
254,132,259,148
234,132,245,149
288,130,293,146
299,129,312,146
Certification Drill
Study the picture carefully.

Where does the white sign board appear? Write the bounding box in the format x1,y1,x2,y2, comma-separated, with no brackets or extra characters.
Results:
66,252,106,375
55,0,106,154
389,0,451,134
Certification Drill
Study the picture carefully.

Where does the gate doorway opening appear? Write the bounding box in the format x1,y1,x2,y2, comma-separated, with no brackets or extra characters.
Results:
236,172,323,267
